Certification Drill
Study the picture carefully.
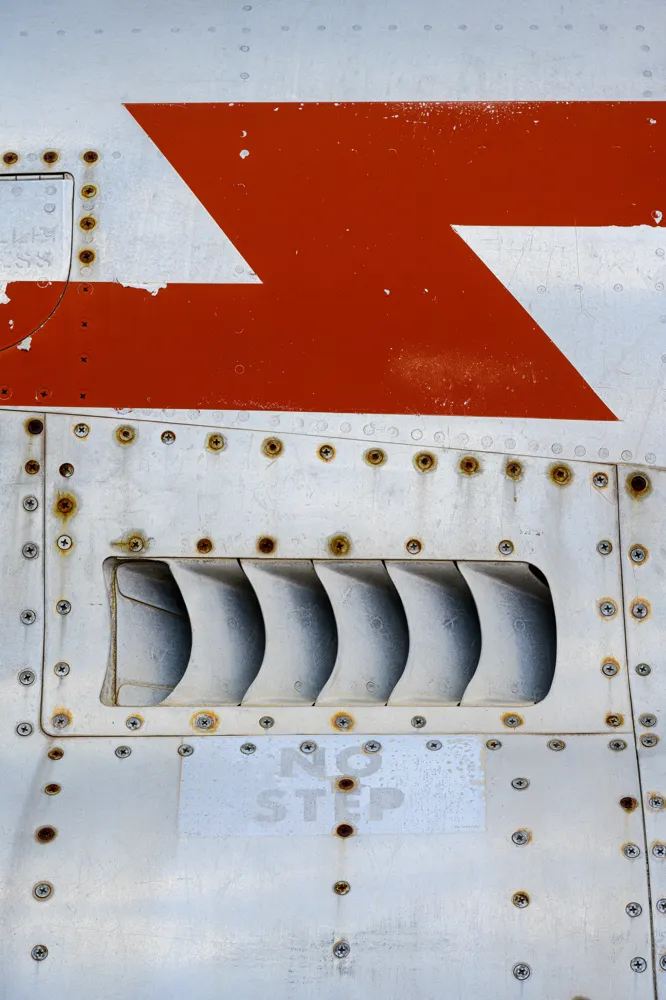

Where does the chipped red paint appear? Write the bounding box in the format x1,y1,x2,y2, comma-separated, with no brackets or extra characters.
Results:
1,101,664,415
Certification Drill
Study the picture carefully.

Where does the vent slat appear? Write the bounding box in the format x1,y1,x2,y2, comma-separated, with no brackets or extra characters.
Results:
314,561,408,705
458,562,556,706
386,561,480,705
162,560,264,706
241,560,337,705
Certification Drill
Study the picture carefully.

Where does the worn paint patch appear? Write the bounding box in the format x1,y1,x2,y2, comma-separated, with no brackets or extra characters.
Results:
0,282,9,305
16,335,32,351
118,280,168,296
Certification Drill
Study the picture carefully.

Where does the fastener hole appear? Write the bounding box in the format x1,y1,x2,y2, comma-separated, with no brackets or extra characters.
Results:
27,418,43,435
335,823,355,838
336,777,356,792
116,426,135,444
620,796,639,811
415,452,436,472
262,437,283,457
44,783,61,796
459,456,479,475
628,473,649,496
196,537,213,554
36,826,57,843
257,536,275,554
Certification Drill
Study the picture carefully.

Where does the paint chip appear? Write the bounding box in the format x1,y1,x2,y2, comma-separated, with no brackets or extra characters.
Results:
17,335,32,351
0,282,10,305
118,280,167,296
240,149,250,159
654,210,663,225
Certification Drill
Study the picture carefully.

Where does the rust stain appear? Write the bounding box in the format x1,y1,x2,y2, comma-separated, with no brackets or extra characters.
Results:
415,451,437,473
262,437,283,458
459,455,480,476
506,460,523,481
335,777,357,792
328,534,351,556
626,472,651,498
35,826,57,843
82,150,99,164
47,747,64,760
257,536,276,554
364,447,386,467
206,432,225,452
196,537,213,554
619,796,638,812
54,493,77,518
605,713,624,728
334,822,355,838
549,464,572,486
111,532,147,553
25,459,40,475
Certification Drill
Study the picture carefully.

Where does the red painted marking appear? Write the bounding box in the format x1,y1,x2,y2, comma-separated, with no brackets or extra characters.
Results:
1,101,664,415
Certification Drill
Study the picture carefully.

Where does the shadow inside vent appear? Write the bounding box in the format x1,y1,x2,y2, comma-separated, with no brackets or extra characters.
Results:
102,558,556,709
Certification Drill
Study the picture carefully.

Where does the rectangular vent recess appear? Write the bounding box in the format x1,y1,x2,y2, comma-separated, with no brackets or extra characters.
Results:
105,558,556,709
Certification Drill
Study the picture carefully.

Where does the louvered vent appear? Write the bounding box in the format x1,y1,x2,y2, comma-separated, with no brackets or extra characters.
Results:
104,558,556,708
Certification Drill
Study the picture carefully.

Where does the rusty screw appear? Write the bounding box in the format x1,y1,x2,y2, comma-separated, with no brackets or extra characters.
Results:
486,739,502,750
44,783,61,796
20,609,36,624
3,151,18,165
197,537,213,554
22,542,39,559
630,545,647,564
27,418,44,435
334,823,355,839
36,826,57,843
73,422,89,438
405,538,422,555
605,713,623,728
550,464,572,486
128,536,144,553
498,540,514,556
329,534,351,557
23,495,38,511
56,497,74,514
365,448,386,467
333,714,353,731
51,714,69,729
628,473,650,496
79,216,96,231
53,662,70,677
78,249,96,265
506,461,522,480
18,669,36,686
597,540,613,555
262,437,283,458
333,881,350,895
25,460,40,475
125,716,143,731
318,443,335,461
161,430,176,445
59,463,74,478
47,747,64,759
42,150,58,164
81,184,97,199
602,660,619,677
459,456,479,475
415,452,437,473
33,883,53,900
512,892,530,908
207,433,225,451
82,150,99,164
593,472,609,488
56,600,71,615
257,536,276,554
116,425,135,444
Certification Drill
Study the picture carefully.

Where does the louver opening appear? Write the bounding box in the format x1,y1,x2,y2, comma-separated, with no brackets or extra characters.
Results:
104,558,556,708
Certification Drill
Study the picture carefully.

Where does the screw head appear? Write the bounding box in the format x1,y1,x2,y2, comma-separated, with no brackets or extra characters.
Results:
259,716,275,729
640,713,657,728
593,472,609,488
116,425,136,444
656,898,666,913
59,462,74,478
630,957,647,973
602,660,619,677
333,881,350,895
300,740,318,754
125,715,142,731
332,940,350,959
624,843,641,858
20,608,36,625
661,955,666,971
605,713,623,728
22,542,39,559
262,437,283,458
240,742,257,755
115,745,132,758
51,713,70,729
161,430,176,445
318,443,335,461
599,599,617,616
363,740,381,753
16,722,33,736
547,739,566,751
653,843,666,858
512,963,531,981
415,451,437,473
512,891,530,908
486,739,502,750
609,739,627,751
512,830,531,846
17,669,35,687
426,739,442,751
128,536,144,553
636,663,652,676
632,602,649,620
364,447,387,467
56,600,71,615
405,538,422,555
503,714,522,728
33,882,52,900
641,734,659,747
626,902,643,917
53,661,70,677
207,433,225,451
630,545,647,563
23,495,38,511
333,714,353,731
31,945,48,962
411,715,427,729
329,534,351,557
73,423,89,438
57,535,73,550
511,777,529,790
650,795,665,810
498,539,514,555
178,744,194,757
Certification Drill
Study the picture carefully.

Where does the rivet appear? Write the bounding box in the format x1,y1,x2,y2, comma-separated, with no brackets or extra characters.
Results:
18,669,36,685
125,715,143,730
115,746,131,758
259,716,274,729
240,742,257,755
547,739,566,751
